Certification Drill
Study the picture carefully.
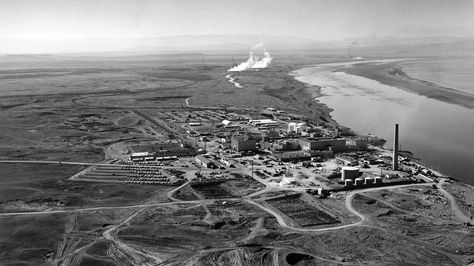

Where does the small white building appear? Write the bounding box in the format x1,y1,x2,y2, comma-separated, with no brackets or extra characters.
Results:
222,120,233,126
249,119,278,126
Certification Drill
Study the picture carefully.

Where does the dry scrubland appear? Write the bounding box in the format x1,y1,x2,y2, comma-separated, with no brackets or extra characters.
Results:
0,53,473,265
0,163,171,212
352,186,474,265
445,182,474,218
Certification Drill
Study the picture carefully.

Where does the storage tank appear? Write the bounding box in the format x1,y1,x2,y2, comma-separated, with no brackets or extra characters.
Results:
354,177,364,186
341,167,360,181
288,122,297,133
317,187,327,195
374,176,383,184
296,126,303,134
344,179,354,187
296,123,307,134
296,122,307,130
364,176,375,185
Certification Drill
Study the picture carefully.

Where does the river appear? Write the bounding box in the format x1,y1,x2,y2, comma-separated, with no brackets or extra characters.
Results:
292,60,474,185
400,57,474,95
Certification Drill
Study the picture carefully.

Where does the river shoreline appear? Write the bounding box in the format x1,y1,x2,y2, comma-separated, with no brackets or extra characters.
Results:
290,59,474,185
337,61,474,109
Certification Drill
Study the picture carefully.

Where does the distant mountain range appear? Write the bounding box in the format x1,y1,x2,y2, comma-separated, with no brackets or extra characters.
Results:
0,35,313,54
1,34,473,55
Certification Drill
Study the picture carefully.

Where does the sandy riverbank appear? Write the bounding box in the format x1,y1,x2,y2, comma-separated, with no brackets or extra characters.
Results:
291,60,474,185
337,62,474,109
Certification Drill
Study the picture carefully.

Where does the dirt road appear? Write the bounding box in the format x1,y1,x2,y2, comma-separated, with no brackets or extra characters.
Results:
437,178,473,223
246,183,433,233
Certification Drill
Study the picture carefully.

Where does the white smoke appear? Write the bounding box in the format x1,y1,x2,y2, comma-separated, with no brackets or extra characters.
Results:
228,44,273,72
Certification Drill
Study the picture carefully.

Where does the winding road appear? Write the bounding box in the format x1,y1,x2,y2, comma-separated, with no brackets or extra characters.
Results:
437,178,473,223
246,183,433,233
1,158,470,265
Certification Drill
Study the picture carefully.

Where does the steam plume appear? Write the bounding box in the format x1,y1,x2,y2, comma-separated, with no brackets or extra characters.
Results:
228,43,273,72
348,40,358,57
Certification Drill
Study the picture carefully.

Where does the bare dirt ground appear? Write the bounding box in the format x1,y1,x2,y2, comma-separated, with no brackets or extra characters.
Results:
1,54,473,265
444,181,474,219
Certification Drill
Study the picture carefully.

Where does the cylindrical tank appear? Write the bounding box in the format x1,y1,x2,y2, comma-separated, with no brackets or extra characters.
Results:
364,176,375,185
374,176,383,184
296,122,307,130
344,179,354,187
288,122,296,133
341,167,359,181
354,177,364,186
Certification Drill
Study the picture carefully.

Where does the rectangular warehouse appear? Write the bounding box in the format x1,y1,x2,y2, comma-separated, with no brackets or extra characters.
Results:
129,141,198,157
195,155,215,168
298,138,346,152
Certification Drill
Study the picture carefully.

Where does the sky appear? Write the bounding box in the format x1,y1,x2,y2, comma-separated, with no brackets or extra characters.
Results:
0,0,473,52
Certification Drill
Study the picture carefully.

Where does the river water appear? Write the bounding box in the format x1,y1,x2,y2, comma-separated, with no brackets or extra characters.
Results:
292,60,474,185
401,58,474,95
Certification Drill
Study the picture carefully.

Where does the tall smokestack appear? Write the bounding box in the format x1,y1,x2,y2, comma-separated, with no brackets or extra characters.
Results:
393,124,399,170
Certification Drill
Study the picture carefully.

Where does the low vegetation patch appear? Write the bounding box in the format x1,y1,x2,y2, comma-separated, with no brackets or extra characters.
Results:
267,195,340,227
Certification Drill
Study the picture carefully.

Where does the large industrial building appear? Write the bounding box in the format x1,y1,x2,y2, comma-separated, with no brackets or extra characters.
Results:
231,135,257,152
346,138,368,150
288,122,307,134
273,151,311,162
260,139,301,152
298,138,346,152
129,141,198,160
195,155,215,168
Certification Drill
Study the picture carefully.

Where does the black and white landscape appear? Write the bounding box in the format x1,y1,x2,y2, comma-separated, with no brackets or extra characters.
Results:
1,1,473,265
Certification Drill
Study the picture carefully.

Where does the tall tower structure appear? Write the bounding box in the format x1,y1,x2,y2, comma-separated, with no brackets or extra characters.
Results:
393,124,399,170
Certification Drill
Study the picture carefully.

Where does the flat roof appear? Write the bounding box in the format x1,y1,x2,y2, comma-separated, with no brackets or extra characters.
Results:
131,152,149,157
196,155,212,164
130,142,183,153
342,166,359,171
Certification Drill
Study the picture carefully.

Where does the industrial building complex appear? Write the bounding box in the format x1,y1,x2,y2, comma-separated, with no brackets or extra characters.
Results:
2,59,469,266
92,106,436,196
